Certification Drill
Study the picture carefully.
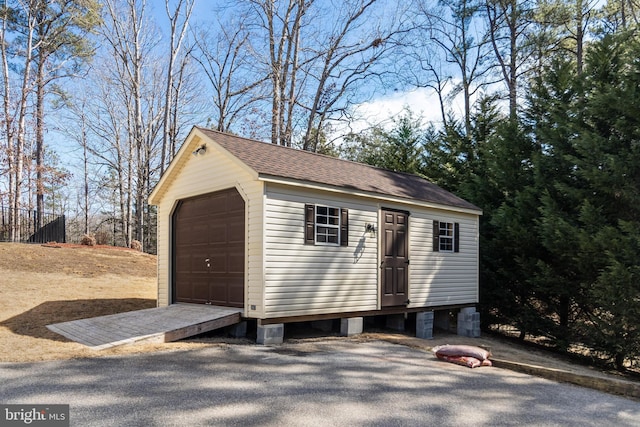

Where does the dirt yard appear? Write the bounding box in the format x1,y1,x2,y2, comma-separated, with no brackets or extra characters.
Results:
0,243,218,362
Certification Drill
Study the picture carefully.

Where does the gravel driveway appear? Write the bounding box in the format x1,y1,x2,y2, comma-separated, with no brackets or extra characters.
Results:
1,340,638,426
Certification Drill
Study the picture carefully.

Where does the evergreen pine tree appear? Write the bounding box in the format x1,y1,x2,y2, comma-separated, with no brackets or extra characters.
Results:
570,32,640,369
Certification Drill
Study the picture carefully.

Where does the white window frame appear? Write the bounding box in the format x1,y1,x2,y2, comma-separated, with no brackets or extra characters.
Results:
439,221,455,252
315,205,341,246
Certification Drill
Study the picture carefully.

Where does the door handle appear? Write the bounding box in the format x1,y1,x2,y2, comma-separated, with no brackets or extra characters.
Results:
205,258,211,268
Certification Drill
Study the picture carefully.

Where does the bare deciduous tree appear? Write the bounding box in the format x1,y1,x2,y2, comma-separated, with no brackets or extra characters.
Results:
404,45,453,128
485,0,535,120
301,0,410,151
247,0,309,146
239,0,410,150
160,0,195,176
192,16,267,135
99,0,165,249
414,0,493,135
1,2,36,240
31,0,100,228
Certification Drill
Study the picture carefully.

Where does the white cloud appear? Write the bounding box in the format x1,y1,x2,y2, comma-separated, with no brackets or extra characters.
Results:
327,80,506,144
328,86,456,142
354,87,446,127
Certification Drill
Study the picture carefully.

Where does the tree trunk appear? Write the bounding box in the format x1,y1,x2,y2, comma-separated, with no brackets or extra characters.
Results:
486,0,523,123
575,0,584,76
559,295,570,328
615,352,626,372
508,0,518,121
460,1,471,136
266,1,280,144
13,12,36,241
82,115,89,235
261,0,305,146
124,134,134,248
1,8,15,240
161,0,193,175
35,48,46,227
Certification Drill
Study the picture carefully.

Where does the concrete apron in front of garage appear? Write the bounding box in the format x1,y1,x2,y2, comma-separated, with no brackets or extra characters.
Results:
47,304,242,350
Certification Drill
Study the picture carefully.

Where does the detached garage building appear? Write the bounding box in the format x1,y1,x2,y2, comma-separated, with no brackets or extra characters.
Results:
149,127,482,343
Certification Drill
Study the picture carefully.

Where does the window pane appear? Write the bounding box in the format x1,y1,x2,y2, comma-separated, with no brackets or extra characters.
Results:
439,221,454,251
440,222,453,237
315,205,340,245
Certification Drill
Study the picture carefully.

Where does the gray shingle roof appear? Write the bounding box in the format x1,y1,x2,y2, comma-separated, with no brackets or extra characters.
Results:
197,127,481,212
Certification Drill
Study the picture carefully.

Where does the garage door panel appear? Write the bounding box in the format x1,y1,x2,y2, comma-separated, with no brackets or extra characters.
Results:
209,253,227,271
192,280,210,302
228,251,244,273
209,279,229,306
175,253,191,272
176,203,196,219
228,194,244,211
189,248,209,273
207,195,227,214
228,222,244,244
175,281,191,299
173,188,245,307
227,277,244,307
175,221,191,236
190,223,209,243
192,196,218,213
209,224,227,243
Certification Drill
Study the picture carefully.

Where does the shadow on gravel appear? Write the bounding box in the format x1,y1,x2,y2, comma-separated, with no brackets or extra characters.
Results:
0,298,155,341
1,342,638,426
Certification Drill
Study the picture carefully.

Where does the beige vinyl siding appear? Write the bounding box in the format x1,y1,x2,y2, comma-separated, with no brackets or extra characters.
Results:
408,210,479,307
154,140,264,316
263,185,379,317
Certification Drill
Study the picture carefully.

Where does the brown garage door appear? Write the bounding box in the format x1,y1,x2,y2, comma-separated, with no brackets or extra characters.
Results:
173,188,244,307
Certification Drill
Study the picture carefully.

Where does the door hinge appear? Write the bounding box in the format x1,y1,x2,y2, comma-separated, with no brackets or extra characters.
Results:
405,259,410,264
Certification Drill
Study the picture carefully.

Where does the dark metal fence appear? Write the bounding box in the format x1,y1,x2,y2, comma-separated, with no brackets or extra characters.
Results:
0,207,66,244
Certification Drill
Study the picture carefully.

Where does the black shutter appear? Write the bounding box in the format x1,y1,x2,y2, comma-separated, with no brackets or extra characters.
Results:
305,204,315,244
340,208,349,246
454,222,460,253
432,220,439,252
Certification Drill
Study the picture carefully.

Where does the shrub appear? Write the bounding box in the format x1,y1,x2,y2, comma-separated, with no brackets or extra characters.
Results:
130,240,142,251
94,230,110,245
80,234,96,246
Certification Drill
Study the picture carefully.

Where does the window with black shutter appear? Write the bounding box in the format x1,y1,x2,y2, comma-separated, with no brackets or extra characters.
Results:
304,204,348,246
433,220,460,253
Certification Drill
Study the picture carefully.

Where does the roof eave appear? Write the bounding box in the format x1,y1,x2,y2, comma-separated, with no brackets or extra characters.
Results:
258,174,483,216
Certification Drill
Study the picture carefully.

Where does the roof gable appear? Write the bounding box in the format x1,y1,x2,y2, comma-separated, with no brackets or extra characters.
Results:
196,127,481,213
